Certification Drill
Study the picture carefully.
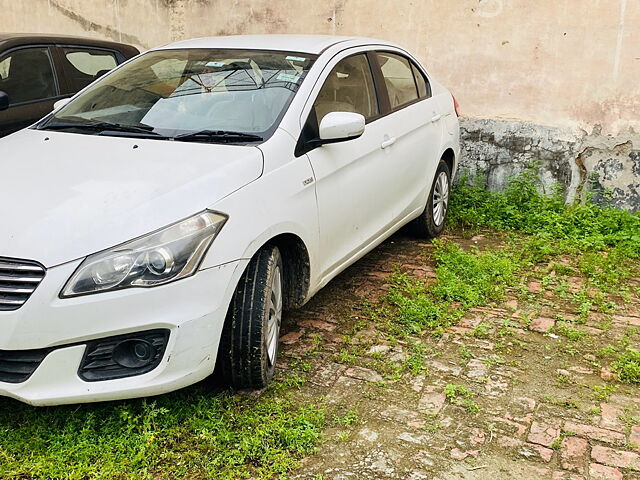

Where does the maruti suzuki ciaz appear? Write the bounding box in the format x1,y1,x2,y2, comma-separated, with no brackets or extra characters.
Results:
0,35,460,405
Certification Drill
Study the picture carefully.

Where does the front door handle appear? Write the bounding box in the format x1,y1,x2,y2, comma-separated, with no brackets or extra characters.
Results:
431,114,442,123
381,137,397,149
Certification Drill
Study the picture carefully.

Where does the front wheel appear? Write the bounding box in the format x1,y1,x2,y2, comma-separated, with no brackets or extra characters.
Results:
218,245,283,389
409,160,451,238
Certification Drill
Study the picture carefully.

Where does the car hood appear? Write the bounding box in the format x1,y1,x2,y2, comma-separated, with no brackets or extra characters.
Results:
0,130,263,267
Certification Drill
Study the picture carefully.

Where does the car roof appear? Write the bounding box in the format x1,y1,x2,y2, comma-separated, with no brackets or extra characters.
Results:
0,33,139,54
156,34,393,55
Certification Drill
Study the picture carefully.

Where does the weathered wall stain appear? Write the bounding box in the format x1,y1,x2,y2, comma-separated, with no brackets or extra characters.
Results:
459,119,640,211
574,147,591,199
48,0,148,48
632,151,640,178
613,0,628,81
168,0,186,41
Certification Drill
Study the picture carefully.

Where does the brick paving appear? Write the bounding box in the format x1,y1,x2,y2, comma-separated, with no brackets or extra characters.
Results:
274,233,640,479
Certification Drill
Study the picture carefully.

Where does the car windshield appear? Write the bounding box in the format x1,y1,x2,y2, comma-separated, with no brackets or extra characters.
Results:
39,48,317,142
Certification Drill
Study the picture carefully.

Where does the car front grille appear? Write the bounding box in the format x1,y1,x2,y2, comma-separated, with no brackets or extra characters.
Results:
0,348,52,383
0,258,46,311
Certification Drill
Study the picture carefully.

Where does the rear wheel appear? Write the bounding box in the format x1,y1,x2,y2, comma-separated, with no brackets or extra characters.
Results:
218,245,283,389
410,160,451,238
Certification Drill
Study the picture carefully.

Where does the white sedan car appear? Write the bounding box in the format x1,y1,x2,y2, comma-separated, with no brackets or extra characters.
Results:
0,35,460,405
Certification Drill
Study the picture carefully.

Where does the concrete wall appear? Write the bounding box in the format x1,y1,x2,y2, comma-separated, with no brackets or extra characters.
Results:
2,0,639,209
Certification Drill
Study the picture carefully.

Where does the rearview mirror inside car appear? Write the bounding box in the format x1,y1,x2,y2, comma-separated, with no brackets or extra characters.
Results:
318,111,365,144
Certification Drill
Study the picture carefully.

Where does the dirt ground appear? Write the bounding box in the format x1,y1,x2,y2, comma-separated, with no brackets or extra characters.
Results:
275,231,640,480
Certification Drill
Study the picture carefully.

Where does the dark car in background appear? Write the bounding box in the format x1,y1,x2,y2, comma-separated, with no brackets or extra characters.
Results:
0,34,139,137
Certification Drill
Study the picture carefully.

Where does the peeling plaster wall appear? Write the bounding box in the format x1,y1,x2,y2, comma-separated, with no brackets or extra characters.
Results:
459,119,640,212
1,0,639,208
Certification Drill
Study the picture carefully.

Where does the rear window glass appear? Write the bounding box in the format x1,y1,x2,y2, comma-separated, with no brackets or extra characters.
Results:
376,52,419,109
0,57,10,80
63,48,118,91
411,62,431,98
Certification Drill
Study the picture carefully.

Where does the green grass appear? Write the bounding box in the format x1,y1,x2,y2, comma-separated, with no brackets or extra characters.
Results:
369,168,640,393
0,379,325,480
554,322,588,341
450,168,640,255
384,269,453,336
384,240,525,338
433,241,523,305
443,384,480,414
403,342,428,374
611,348,640,384
591,384,617,402
472,322,492,339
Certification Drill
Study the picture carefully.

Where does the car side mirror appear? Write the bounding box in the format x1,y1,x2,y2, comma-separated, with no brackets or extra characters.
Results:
53,97,71,111
318,112,365,144
0,91,9,111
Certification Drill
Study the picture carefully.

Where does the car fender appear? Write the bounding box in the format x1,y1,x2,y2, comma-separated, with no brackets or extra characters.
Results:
200,131,320,289
438,114,461,178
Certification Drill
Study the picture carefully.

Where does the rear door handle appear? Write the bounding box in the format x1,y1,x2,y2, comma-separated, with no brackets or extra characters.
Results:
431,114,442,123
381,137,396,149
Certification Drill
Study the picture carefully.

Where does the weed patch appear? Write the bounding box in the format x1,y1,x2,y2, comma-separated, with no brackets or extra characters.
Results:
0,382,325,480
554,322,588,341
450,168,640,255
385,241,524,338
611,348,640,384
431,241,522,306
443,384,480,414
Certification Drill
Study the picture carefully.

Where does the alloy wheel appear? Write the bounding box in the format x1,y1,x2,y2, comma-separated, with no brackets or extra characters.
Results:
266,266,283,366
432,171,450,226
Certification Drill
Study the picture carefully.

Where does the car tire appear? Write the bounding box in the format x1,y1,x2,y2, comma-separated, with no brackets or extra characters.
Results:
409,160,451,238
218,245,284,389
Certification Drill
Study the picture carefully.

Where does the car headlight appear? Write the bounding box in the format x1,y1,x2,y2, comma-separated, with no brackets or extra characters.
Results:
61,211,227,297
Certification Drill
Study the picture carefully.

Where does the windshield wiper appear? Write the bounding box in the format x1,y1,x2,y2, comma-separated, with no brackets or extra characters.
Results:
40,120,163,137
173,130,263,143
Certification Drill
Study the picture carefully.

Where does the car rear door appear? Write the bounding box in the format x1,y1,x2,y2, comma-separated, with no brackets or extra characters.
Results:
299,51,394,280
370,51,444,218
0,46,63,137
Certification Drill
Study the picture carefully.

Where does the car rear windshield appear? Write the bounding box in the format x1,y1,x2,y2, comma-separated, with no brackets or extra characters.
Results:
43,48,317,140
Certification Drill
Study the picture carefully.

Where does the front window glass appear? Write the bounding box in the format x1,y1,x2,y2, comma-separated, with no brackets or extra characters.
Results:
313,54,378,124
0,47,57,105
42,49,317,141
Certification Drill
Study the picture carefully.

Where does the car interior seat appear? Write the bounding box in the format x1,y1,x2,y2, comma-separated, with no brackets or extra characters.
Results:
313,60,377,124
313,71,358,124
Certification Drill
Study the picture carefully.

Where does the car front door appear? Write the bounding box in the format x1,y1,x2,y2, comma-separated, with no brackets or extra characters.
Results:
370,51,445,220
300,51,394,281
0,46,62,137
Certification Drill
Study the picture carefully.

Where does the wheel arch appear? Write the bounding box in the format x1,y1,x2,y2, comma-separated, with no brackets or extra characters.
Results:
441,147,456,177
265,233,311,310
234,230,312,311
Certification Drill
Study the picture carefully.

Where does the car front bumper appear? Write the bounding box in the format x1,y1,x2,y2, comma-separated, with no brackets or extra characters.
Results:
0,259,243,406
